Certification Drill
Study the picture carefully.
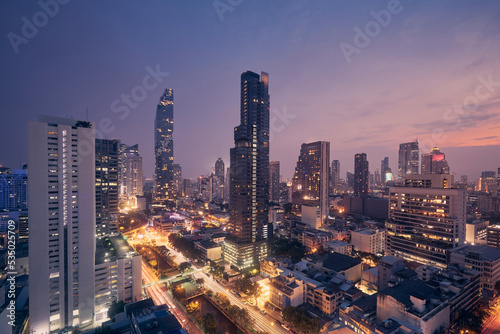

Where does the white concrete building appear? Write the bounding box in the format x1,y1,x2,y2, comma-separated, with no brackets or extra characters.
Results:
350,228,385,255
28,116,96,333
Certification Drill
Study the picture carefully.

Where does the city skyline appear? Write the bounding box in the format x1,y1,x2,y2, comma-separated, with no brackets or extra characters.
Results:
2,1,500,181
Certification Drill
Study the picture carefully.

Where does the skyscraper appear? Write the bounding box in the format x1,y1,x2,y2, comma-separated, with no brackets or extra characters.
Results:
354,153,369,196
269,161,280,203
173,164,182,197
224,70,270,270
95,139,119,236
215,158,225,201
385,174,465,268
292,141,330,229
331,160,340,194
398,140,419,179
0,167,27,210
119,143,143,205
28,116,96,333
421,147,450,174
154,88,174,202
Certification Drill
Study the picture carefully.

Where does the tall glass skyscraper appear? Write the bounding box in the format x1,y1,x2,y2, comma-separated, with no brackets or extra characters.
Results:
154,88,174,201
224,70,270,270
354,153,369,196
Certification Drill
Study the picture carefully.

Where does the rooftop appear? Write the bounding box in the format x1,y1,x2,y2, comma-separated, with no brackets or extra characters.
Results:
452,244,500,262
322,252,362,272
379,280,435,308
96,235,138,265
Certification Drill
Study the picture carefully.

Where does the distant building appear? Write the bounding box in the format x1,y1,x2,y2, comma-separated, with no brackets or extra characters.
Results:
119,143,143,205
95,138,119,235
331,160,340,194
172,164,182,197
421,147,450,174
354,153,369,196
269,161,280,203
398,140,419,180
350,228,385,255
154,88,174,201
0,168,27,211
215,158,225,200
292,141,330,228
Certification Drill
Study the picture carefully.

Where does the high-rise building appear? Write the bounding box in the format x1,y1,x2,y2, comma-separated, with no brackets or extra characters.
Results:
173,164,182,197
95,139,119,236
354,153,369,196
119,144,143,205
331,160,340,194
482,171,496,179
215,158,225,201
461,175,468,185
374,168,381,186
154,88,174,202
385,174,465,268
421,147,450,174
498,167,500,184
398,140,419,180
224,70,270,270
292,141,330,229
224,167,230,203
28,116,96,333
269,161,280,203
0,168,28,210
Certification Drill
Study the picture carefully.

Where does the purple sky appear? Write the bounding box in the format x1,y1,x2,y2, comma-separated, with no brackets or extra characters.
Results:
1,0,500,181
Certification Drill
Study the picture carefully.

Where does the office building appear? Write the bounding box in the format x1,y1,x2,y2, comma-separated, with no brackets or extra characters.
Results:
28,116,96,333
487,225,500,249
421,147,450,174
95,139,119,236
119,144,143,205
0,168,28,211
398,140,419,180
154,88,174,201
292,141,330,229
269,161,280,203
354,153,369,196
224,70,270,270
386,174,465,268
465,220,489,245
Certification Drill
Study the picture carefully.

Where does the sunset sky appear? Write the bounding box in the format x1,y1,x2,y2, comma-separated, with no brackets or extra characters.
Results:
1,0,499,180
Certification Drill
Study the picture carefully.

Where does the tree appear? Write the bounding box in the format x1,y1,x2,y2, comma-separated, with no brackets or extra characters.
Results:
179,262,191,272
195,278,205,288
172,285,186,300
185,301,200,314
210,264,225,278
282,306,320,334
107,300,125,320
201,313,217,334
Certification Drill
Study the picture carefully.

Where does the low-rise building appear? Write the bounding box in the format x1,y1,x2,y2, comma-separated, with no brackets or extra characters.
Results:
260,257,292,277
487,224,500,249
378,256,404,290
195,239,222,261
350,228,385,255
465,219,489,245
94,236,142,322
450,244,500,295
325,240,353,255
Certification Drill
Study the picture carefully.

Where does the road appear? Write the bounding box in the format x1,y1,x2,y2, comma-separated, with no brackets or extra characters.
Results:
141,261,203,334
482,300,500,334
153,235,289,334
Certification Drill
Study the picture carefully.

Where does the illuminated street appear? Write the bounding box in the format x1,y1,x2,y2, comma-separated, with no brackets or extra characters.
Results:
482,299,500,334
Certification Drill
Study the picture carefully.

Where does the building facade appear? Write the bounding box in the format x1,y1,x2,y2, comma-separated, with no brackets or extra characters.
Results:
0,168,28,211
269,161,280,203
354,153,369,196
154,88,174,201
398,140,419,180
119,143,143,205
292,141,330,228
421,147,450,175
95,139,119,235
350,228,385,255
28,116,96,333
386,175,466,268
224,71,270,270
